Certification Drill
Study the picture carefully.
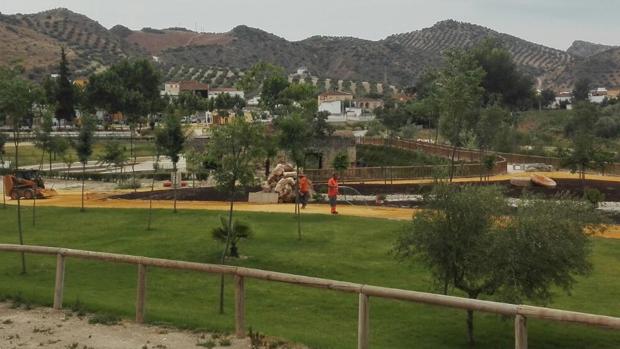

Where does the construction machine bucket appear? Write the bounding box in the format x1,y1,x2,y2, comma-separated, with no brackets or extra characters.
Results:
3,175,13,198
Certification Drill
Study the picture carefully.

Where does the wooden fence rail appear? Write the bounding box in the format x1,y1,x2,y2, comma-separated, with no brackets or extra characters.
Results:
1,244,620,349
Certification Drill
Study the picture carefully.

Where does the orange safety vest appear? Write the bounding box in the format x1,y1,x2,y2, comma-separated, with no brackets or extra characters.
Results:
327,177,339,197
299,177,310,193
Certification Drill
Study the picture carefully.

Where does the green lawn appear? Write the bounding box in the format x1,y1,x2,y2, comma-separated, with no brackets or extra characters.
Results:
0,206,619,348
3,141,155,167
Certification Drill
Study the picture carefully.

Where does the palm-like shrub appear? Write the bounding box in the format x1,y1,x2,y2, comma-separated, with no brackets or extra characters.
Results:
211,217,253,258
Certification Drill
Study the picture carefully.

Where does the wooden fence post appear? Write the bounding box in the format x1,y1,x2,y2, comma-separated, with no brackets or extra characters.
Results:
235,275,245,338
53,253,65,310
136,264,147,323
515,314,528,349
358,293,370,349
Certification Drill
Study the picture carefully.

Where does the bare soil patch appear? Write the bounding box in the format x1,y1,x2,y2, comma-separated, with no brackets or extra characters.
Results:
0,303,248,349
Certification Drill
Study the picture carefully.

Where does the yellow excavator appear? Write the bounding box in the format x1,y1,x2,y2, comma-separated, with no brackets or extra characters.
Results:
2,170,57,200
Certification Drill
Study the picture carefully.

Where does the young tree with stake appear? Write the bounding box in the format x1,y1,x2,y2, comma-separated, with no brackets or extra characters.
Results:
74,115,95,212
0,67,40,274
155,114,186,213
208,117,265,314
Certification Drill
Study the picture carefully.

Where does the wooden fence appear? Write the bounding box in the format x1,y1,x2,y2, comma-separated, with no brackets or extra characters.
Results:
358,137,620,176
1,244,619,349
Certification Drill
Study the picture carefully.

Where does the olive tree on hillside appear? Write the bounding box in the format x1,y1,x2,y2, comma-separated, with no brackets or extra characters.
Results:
74,115,96,212
393,185,602,345
208,117,266,314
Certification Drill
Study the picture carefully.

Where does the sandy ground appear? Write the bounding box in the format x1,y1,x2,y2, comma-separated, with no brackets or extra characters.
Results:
0,303,248,349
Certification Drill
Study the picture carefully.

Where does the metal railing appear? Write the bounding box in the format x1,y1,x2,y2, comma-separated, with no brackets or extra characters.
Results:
1,244,619,349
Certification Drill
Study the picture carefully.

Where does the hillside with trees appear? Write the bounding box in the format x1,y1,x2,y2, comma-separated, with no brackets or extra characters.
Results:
1,9,619,90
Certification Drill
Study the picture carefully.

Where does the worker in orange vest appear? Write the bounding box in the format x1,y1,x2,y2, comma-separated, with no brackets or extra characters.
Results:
298,174,310,209
327,173,339,214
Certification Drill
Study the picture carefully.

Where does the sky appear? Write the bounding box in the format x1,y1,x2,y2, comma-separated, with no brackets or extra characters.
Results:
2,0,620,50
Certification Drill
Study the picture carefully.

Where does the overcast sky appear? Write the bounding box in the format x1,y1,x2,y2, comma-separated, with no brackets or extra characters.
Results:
2,0,619,50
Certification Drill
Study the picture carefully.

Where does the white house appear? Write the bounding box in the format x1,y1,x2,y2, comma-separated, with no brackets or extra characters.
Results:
296,66,309,76
208,88,245,99
552,91,573,109
319,100,343,115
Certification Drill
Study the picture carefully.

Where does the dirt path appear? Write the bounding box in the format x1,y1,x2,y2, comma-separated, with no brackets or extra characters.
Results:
0,303,248,349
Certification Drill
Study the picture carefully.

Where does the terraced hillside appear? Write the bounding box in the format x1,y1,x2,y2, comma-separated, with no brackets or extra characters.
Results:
567,40,618,58
0,8,139,79
1,9,619,91
386,20,575,89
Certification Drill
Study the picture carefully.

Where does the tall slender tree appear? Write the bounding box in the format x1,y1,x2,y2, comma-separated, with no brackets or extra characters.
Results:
208,117,265,314
74,115,95,212
155,114,186,213
436,50,485,181
55,47,76,127
0,67,40,274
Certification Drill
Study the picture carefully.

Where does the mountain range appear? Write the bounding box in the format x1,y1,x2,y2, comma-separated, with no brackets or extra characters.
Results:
1,8,619,92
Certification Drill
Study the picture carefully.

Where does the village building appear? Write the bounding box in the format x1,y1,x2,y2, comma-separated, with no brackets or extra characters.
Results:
162,80,209,98
208,87,245,99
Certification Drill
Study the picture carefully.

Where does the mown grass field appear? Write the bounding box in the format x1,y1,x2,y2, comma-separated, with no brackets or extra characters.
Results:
1,206,619,348
2,141,155,167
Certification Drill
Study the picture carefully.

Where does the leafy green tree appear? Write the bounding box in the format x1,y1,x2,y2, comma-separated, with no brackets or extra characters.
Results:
208,117,265,314
86,59,162,188
537,89,556,110
573,78,591,102
236,62,286,97
562,102,613,182
155,114,186,213
99,142,129,181
34,111,54,171
393,185,602,344
274,113,313,240
332,152,349,180
261,75,290,112
470,39,534,110
211,217,253,258
436,50,485,181
74,115,95,212
474,105,509,181
0,67,41,274
55,47,76,126
0,132,6,209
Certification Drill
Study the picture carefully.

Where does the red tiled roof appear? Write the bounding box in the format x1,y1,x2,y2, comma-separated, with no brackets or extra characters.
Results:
166,80,209,91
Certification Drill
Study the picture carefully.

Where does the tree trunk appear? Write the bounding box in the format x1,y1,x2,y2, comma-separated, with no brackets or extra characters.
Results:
173,162,178,213
49,151,52,172
466,309,475,345
130,126,136,192
32,184,36,227
219,183,236,315
81,163,86,212
147,172,156,231
14,129,26,274
449,145,458,183
296,168,302,241
479,148,484,183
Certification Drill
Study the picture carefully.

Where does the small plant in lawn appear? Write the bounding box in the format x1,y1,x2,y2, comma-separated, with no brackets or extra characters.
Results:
196,339,216,348
212,217,253,258
70,297,86,317
88,313,120,325
219,338,232,346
